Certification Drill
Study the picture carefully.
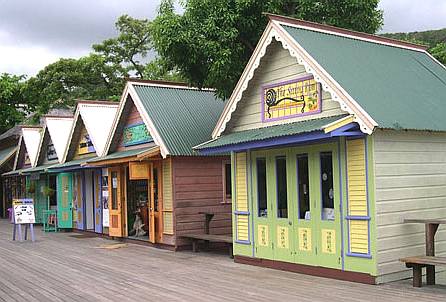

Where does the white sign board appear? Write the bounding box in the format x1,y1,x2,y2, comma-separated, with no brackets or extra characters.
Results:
13,199,35,224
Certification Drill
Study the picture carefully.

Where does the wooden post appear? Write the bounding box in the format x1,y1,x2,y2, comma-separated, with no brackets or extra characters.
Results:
413,265,422,287
425,223,439,285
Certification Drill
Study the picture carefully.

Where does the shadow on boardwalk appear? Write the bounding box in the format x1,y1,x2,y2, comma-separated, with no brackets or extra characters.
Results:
0,219,445,301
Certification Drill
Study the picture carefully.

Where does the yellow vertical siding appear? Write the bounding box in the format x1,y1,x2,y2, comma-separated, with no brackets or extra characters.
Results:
346,139,369,254
163,159,174,234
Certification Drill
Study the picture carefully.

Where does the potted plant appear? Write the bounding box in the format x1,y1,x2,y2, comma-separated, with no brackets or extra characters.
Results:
42,186,55,198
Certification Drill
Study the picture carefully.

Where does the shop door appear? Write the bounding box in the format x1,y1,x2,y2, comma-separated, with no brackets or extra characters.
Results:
73,172,84,230
94,170,103,233
108,167,123,237
291,144,342,269
57,173,73,228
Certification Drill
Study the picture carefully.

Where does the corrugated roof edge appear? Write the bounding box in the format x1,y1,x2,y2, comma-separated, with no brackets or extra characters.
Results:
127,78,216,92
196,115,346,150
265,13,428,51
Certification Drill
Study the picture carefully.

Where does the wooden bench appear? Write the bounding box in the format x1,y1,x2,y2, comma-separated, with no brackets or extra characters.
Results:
181,233,233,258
400,256,446,287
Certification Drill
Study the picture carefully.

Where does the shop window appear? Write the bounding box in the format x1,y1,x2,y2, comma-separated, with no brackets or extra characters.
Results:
320,152,334,220
222,161,232,203
297,154,310,220
49,175,57,207
256,158,267,217
276,156,288,218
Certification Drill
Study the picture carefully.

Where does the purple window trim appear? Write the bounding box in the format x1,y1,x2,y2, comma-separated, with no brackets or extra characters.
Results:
337,139,345,270
346,252,372,259
345,137,372,258
235,240,251,245
234,211,250,215
261,75,322,123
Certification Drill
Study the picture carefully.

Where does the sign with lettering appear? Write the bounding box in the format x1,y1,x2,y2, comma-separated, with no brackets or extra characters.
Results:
13,199,35,224
299,227,312,252
123,123,152,147
262,76,321,122
321,229,336,254
257,225,269,247
129,162,149,180
277,226,289,249
47,143,58,161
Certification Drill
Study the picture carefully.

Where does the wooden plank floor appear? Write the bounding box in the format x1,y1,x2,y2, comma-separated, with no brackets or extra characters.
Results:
0,219,445,302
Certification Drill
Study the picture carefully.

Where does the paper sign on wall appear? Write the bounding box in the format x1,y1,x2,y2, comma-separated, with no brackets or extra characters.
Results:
257,225,269,247
322,229,336,254
277,226,289,249
13,199,35,224
299,227,312,252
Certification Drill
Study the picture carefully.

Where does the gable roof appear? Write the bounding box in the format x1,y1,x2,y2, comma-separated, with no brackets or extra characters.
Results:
0,145,17,170
63,101,118,162
105,80,225,157
212,14,446,138
21,126,43,167
44,116,74,163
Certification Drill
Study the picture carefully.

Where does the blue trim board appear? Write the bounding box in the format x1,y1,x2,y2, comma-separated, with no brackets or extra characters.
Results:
235,240,251,245
345,216,371,220
234,211,250,215
347,252,372,259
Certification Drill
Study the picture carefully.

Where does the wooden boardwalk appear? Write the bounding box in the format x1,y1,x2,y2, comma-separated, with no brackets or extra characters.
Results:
0,219,445,302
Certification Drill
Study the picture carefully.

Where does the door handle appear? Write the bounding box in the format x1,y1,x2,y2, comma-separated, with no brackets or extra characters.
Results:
288,221,292,226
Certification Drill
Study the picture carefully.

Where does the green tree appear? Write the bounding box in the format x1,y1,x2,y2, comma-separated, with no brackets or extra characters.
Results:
25,54,123,120
0,73,27,134
430,42,446,65
93,15,152,78
151,0,383,98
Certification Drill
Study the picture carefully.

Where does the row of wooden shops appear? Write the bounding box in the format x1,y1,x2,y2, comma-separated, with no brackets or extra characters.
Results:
2,14,446,285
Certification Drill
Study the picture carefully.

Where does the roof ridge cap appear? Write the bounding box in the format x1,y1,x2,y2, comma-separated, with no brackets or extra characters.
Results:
266,13,428,51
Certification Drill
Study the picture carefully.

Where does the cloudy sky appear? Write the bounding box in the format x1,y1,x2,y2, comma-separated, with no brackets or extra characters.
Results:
0,0,445,77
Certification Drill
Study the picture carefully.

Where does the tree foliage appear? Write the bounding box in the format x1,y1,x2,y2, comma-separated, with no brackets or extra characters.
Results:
0,74,26,134
430,42,446,65
93,15,152,78
151,0,383,99
25,54,123,119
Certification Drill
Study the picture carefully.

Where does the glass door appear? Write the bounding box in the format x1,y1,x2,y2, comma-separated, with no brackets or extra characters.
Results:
291,143,342,269
108,167,123,237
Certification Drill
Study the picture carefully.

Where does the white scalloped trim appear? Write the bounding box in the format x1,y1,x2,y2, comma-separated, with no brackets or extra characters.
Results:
215,27,373,137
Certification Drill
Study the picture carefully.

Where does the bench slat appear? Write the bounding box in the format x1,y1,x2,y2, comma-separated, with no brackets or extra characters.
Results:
400,256,446,266
181,234,233,243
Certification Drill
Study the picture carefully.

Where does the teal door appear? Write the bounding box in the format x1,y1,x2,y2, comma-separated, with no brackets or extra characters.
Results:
57,173,73,228
34,179,48,224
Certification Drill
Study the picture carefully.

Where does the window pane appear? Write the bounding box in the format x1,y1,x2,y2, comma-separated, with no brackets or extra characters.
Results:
225,163,232,198
276,156,288,218
256,158,267,217
153,168,159,211
297,154,310,220
320,152,334,220
111,171,118,210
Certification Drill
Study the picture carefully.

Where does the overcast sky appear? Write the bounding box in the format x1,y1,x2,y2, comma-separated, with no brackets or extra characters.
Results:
0,0,445,77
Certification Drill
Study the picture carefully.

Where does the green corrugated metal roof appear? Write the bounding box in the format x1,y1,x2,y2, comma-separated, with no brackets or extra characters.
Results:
2,167,27,176
48,157,96,170
133,85,225,155
21,163,56,174
86,147,154,163
0,146,16,168
196,115,344,150
282,25,446,131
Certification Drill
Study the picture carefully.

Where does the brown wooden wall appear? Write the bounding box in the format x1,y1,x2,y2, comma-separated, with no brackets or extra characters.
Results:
172,156,232,246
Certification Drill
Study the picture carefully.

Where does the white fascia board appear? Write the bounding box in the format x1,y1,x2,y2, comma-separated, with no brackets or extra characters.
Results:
62,108,81,163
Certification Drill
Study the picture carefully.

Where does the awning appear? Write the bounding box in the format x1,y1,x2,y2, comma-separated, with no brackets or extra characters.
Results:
21,163,57,175
0,146,17,170
47,157,97,173
195,115,363,154
2,167,28,177
85,146,160,166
